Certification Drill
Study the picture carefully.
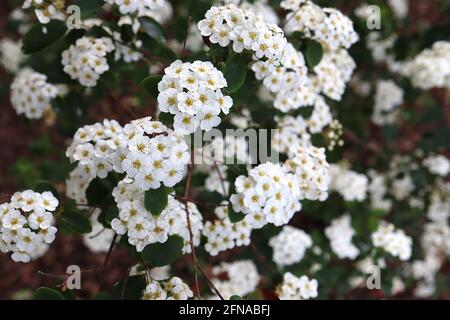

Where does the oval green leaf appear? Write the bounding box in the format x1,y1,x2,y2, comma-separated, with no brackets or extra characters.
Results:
141,235,184,267
22,20,67,54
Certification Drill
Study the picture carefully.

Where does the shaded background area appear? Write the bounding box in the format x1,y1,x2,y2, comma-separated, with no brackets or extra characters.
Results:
0,0,449,299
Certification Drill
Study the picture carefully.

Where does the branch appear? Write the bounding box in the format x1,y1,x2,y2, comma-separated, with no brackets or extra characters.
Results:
182,152,201,299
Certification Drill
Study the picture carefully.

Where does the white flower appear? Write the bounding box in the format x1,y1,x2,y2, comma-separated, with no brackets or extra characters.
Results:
10,68,59,119
269,226,312,266
157,60,232,134
298,276,318,299
0,190,58,263
62,37,114,87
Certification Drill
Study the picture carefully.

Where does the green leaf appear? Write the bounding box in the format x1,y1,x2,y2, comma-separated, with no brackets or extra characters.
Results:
144,186,172,216
34,180,60,200
60,210,92,234
305,39,323,69
228,204,245,223
85,174,117,207
138,16,166,42
120,24,134,43
141,235,184,267
142,75,162,99
223,53,247,93
111,275,146,300
33,287,65,300
158,112,174,127
22,20,67,54
230,295,244,300
172,16,188,42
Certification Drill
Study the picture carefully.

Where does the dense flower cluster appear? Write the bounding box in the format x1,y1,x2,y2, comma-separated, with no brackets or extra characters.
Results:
210,260,260,299
329,164,369,202
66,117,190,204
276,273,318,300
372,221,412,261
112,190,203,252
230,162,302,228
423,155,450,177
284,144,330,201
203,205,252,256
0,190,58,263
403,41,450,90
142,276,193,300
368,170,392,211
372,80,404,125
269,226,312,266
325,215,359,260
0,38,24,73
119,118,190,190
283,1,358,50
10,68,59,119
62,37,115,87
105,0,172,23
157,60,232,134
198,4,286,59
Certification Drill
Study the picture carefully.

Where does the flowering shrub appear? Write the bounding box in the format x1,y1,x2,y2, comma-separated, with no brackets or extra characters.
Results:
0,0,449,301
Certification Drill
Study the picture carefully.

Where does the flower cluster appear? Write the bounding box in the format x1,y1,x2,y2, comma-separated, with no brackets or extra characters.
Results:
368,170,392,211
0,190,58,263
329,164,369,202
112,188,203,252
423,155,450,177
210,260,260,300
10,68,59,119
269,226,312,266
230,162,302,228
142,277,193,300
276,273,318,300
105,0,172,23
284,144,330,201
0,38,24,73
403,41,450,90
203,205,252,256
372,80,404,126
325,215,359,260
157,60,232,134
283,1,358,50
272,114,311,155
198,4,287,59
251,44,312,112
22,0,65,24
66,117,190,204
120,118,190,190
312,49,357,101
62,37,115,87
372,221,412,261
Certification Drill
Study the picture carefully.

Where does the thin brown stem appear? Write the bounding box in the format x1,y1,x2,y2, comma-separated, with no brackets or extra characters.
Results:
182,152,201,299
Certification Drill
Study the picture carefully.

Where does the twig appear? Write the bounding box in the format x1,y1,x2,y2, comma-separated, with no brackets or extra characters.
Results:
89,227,107,239
213,160,228,196
196,263,225,300
181,16,191,59
281,6,302,29
250,243,275,273
121,266,132,300
182,152,201,299
103,233,118,267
